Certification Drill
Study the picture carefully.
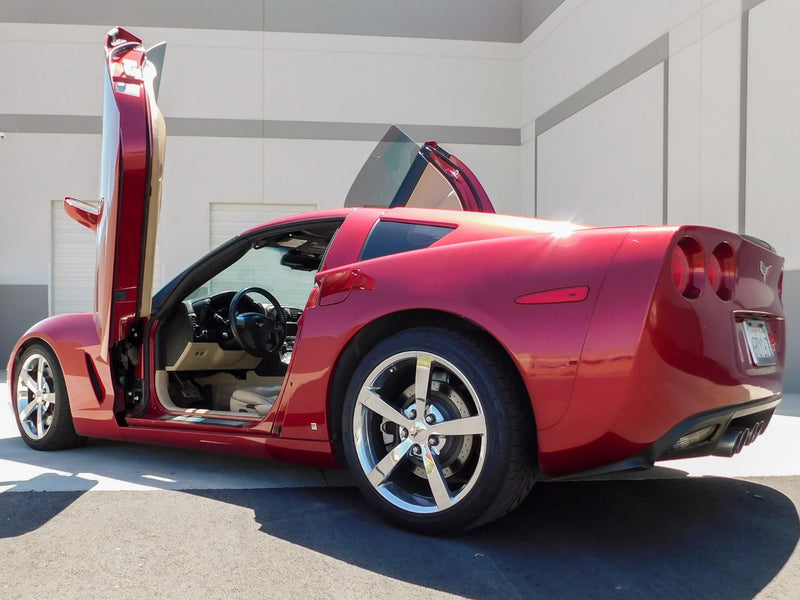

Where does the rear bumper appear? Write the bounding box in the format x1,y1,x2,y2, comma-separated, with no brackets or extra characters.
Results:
549,394,781,480
658,393,780,460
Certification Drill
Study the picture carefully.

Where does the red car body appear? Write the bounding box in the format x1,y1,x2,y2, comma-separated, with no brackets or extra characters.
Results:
7,29,785,532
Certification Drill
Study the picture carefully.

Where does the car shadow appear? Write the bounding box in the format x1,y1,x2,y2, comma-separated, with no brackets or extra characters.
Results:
0,434,350,490
190,477,799,600
0,473,97,538
1,408,798,597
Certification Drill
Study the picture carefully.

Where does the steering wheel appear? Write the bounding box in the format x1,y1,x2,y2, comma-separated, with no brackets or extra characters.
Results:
229,287,287,357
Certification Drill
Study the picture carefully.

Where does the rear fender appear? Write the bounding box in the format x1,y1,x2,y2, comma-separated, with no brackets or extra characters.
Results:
275,227,629,442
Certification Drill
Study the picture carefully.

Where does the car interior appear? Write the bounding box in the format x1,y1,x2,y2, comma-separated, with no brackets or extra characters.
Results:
152,222,341,419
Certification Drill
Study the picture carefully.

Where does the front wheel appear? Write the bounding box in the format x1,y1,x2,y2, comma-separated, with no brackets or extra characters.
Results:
342,328,535,533
12,343,83,450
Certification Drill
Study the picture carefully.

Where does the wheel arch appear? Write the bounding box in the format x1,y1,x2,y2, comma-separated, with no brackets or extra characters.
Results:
8,336,86,450
8,336,57,389
326,308,537,465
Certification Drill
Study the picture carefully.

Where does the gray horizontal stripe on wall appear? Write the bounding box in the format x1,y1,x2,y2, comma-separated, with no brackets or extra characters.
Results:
535,33,669,137
0,114,102,135
0,0,563,43
0,114,519,146
1,0,264,33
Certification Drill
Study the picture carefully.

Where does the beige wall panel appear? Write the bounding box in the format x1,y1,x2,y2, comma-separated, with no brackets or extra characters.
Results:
537,65,664,227
0,133,99,284
698,17,740,233
667,41,702,225
263,39,519,128
746,0,800,269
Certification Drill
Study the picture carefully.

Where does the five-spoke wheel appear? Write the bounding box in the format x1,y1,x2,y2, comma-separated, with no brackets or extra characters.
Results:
12,344,82,450
16,352,57,440
352,350,488,514
342,328,535,533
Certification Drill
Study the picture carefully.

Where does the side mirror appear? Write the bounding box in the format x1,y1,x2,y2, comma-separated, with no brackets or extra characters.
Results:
64,197,103,232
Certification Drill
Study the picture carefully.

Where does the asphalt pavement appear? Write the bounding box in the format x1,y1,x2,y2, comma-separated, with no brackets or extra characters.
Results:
2,371,799,599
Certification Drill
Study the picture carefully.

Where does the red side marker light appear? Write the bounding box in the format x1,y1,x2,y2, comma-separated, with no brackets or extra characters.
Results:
515,286,589,305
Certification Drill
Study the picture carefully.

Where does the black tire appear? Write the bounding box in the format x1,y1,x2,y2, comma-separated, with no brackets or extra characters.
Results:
12,343,83,451
341,327,536,533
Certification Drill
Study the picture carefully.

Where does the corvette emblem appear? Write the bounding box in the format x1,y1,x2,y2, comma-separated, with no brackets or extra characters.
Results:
760,261,772,282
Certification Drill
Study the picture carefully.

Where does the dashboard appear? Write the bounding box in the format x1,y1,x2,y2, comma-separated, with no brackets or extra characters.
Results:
158,290,303,372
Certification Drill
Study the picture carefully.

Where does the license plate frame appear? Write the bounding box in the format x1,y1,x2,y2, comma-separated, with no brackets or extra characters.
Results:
742,319,776,367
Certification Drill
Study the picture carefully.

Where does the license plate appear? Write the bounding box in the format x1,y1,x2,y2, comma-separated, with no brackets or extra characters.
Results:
742,319,776,367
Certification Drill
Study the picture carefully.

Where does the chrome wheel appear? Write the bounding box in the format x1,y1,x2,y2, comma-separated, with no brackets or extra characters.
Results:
16,353,57,440
352,350,488,514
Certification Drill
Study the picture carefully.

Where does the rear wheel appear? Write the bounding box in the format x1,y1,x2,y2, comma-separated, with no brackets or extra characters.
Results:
342,328,535,533
12,343,83,450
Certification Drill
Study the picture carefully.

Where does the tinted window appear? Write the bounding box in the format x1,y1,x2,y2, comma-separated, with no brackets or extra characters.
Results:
345,126,420,208
360,221,453,261
345,126,464,211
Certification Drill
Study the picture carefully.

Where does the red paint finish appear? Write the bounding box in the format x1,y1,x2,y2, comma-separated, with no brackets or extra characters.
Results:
424,143,496,213
537,226,784,476
64,197,102,232
7,30,786,484
102,29,153,346
9,314,120,439
275,217,631,440
9,210,785,474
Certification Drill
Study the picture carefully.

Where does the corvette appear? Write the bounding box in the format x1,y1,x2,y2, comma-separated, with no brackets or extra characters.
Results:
8,28,785,533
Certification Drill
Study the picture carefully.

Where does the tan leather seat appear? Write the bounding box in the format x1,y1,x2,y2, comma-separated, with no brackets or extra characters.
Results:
230,385,281,416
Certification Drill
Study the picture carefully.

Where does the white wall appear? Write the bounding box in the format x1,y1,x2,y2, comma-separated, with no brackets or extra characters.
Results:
746,0,800,270
536,64,664,226
0,23,520,288
520,0,799,265
2,2,798,388
521,0,750,235
519,0,799,391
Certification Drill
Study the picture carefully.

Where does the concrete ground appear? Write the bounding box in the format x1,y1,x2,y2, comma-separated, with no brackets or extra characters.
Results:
1,370,799,599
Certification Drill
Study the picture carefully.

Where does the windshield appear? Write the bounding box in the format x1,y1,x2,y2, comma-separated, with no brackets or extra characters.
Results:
344,126,462,211
186,246,316,308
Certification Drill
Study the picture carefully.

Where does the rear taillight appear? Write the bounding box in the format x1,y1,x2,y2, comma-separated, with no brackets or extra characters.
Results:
708,242,736,301
672,237,704,299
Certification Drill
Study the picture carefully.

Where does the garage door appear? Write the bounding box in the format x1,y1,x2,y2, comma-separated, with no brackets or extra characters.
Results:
51,201,164,315
208,203,316,299
51,200,96,314
209,203,316,249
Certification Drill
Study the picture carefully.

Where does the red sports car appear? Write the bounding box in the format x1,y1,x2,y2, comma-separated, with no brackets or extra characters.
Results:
7,28,786,533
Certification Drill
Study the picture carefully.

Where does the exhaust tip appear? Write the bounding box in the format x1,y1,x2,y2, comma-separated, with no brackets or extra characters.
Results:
712,427,748,457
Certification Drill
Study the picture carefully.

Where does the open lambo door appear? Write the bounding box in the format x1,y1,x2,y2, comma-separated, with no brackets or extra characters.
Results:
63,28,165,400
345,126,496,213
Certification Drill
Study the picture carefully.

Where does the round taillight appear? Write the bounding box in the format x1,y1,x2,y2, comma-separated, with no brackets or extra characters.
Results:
708,242,735,301
672,237,704,299
672,247,691,291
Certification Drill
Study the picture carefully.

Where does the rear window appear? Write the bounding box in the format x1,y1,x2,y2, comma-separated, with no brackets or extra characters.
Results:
360,221,453,261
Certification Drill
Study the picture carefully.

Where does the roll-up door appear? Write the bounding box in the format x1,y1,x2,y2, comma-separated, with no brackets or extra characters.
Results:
51,200,164,315
51,200,95,314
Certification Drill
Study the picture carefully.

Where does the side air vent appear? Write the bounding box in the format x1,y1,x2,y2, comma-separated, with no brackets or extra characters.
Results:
84,352,105,402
